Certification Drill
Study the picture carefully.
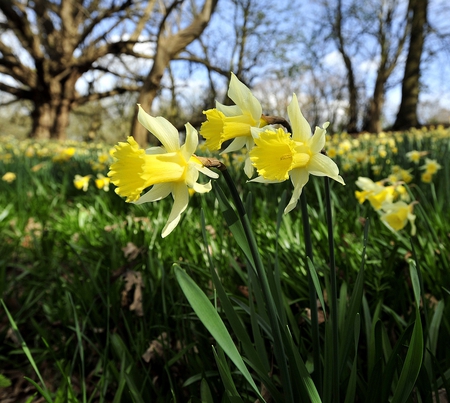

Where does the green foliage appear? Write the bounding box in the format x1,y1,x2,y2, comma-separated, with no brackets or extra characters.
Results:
0,127,449,401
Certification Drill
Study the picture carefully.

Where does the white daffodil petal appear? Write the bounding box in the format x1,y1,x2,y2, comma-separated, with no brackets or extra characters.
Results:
183,123,199,159
215,101,242,117
221,136,247,154
192,181,212,194
308,153,345,184
145,146,166,155
244,155,254,179
288,94,311,143
309,126,326,154
133,183,173,204
284,169,309,214
228,73,262,121
249,176,283,184
137,105,180,152
196,165,219,179
161,183,189,238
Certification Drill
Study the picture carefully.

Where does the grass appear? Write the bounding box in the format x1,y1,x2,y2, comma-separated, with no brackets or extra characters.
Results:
0,127,449,402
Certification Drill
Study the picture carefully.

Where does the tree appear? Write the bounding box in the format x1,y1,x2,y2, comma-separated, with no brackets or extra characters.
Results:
0,0,154,140
327,0,361,133
362,0,410,133
129,0,218,146
392,0,428,130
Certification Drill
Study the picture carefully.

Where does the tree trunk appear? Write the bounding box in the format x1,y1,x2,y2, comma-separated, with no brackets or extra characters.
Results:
130,81,160,146
130,0,218,147
345,56,358,133
30,74,79,140
392,0,428,130
363,76,385,133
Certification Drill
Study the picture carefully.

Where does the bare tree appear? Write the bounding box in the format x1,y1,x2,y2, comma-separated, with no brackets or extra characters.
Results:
129,0,218,146
0,0,156,139
362,0,410,133
392,0,428,130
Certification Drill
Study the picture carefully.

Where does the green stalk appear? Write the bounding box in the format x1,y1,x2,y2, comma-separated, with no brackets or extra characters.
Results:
220,168,295,403
300,191,322,395
324,177,339,403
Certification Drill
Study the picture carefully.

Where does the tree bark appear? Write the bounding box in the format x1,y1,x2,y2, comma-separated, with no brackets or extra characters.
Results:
392,0,428,130
333,0,358,133
130,0,218,146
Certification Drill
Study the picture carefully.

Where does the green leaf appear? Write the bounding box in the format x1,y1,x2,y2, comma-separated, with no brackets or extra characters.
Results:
213,183,255,268
174,266,265,402
200,378,214,403
391,262,424,403
307,258,326,323
0,374,12,388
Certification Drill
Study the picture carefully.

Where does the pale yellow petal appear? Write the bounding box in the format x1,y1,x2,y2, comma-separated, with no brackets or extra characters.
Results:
228,73,262,121
288,94,311,143
284,169,309,214
308,153,345,185
137,105,180,152
182,123,198,160
161,183,189,238
134,183,173,204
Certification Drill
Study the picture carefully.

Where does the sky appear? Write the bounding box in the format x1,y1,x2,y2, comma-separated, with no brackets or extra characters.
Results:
1,0,449,128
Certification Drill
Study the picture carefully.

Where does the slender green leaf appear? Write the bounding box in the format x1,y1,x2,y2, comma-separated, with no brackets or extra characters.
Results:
174,266,265,402
391,261,424,403
213,183,255,268
200,378,214,403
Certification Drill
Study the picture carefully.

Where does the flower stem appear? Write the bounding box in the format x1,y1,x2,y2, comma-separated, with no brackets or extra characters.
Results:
324,177,339,403
300,191,322,395
220,167,295,403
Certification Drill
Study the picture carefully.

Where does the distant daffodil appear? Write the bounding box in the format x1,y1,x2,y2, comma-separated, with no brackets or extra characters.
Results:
108,105,218,238
249,94,345,213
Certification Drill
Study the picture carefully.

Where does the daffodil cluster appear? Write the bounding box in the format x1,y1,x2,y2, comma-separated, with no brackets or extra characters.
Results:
199,75,345,214
355,176,416,235
108,74,345,236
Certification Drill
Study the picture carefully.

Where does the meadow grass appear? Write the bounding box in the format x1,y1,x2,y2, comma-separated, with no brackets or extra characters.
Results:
0,127,449,402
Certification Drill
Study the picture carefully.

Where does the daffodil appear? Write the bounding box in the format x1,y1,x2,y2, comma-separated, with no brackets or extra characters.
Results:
108,106,218,238
405,150,421,164
249,94,345,214
74,174,92,191
95,174,110,191
421,171,433,183
200,73,267,177
380,201,416,236
2,172,16,183
421,158,441,175
355,177,394,210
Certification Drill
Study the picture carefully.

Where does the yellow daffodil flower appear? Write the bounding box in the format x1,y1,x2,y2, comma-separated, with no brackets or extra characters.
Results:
74,174,92,191
95,174,110,191
53,147,76,163
108,105,218,238
421,158,442,175
2,172,16,183
405,150,421,163
380,201,416,236
249,94,345,214
355,177,394,210
200,73,266,177
421,171,433,183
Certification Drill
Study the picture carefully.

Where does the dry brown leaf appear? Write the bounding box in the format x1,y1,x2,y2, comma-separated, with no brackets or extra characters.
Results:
121,271,144,316
142,332,167,363
121,242,141,261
